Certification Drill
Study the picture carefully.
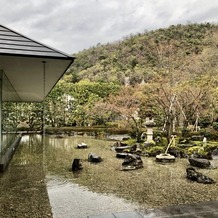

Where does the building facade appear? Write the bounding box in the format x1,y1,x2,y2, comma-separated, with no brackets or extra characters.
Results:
0,24,74,171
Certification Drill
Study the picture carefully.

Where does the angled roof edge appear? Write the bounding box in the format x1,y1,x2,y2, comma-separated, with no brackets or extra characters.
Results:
0,24,75,61
0,51,75,61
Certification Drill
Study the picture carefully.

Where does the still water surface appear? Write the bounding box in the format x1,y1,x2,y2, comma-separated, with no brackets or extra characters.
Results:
44,135,140,218
47,175,139,218
19,134,218,218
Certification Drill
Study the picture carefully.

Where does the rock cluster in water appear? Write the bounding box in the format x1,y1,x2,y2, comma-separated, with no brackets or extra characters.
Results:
186,167,216,184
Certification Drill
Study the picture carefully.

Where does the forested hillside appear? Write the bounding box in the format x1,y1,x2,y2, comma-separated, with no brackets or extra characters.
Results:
66,23,218,85
62,22,218,139
4,23,218,139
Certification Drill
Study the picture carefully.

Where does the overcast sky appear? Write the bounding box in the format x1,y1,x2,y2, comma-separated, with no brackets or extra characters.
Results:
0,0,218,55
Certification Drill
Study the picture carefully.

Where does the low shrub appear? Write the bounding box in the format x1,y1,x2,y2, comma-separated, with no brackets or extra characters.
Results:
199,128,218,140
203,142,218,153
187,146,207,156
145,146,165,157
212,122,218,131
181,128,191,137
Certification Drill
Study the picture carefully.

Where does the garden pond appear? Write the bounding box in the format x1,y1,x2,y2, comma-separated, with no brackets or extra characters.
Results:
2,134,218,217
43,135,218,213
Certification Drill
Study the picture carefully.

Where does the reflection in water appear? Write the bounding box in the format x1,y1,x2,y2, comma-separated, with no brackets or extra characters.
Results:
15,134,43,166
45,135,140,217
47,175,139,218
44,135,218,213
1,133,18,155
16,135,218,217
0,134,52,218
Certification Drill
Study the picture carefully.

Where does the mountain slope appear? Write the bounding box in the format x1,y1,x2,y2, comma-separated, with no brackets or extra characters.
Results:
66,23,218,85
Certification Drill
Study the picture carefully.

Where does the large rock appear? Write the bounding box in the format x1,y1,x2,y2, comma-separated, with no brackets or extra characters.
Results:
212,148,218,159
115,145,131,152
88,153,102,163
72,158,83,171
115,144,137,153
116,153,129,159
113,141,128,147
168,147,186,158
77,143,88,149
188,158,211,168
186,167,215,184
121,154,143,170
156,153,176,163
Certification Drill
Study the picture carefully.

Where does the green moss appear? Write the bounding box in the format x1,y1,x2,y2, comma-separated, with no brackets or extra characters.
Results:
187,141,218,153
187,146,207,156
191,141,203,146
203,142,218,152
145,146,165,156
123,138,137,145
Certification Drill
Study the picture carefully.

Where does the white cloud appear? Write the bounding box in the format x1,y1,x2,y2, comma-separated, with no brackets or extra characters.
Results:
0,0,218,54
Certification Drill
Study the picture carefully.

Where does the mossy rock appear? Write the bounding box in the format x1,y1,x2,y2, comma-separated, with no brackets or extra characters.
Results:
187,146,207,156
168,146,187,158
145,146,165,157
203,142,218,152
123,139,137,145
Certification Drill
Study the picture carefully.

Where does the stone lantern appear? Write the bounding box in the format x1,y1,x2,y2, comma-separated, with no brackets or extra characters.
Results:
144,110,156,144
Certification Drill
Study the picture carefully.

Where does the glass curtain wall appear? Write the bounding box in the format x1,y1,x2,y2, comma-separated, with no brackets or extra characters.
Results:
0,70,20,156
